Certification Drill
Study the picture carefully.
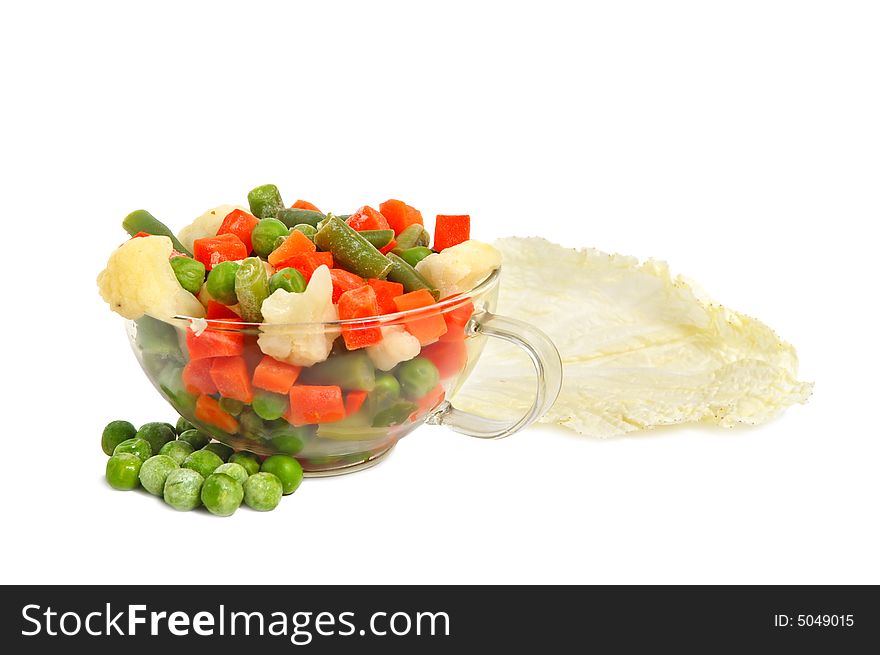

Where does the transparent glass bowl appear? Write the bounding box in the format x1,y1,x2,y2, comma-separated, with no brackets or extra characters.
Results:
127,269,562,476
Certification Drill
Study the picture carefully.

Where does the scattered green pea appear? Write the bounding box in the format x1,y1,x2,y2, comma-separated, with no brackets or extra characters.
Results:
136,422,176,455
268,267,306,295
182,449,224,478
273,235,288,251
102,420,137,456
175,417,195,435
178,429,211,450
243,472,283,511
214,462,249,486
228,452,261,476
370,372,401,409
159,439,194,465
252,218,290,257
219,397,245,416
201,473,244,517
163,468,204,511
292,223,317,238
169,256,206,295
206,260,240,305
203,442,234,462
138,455,179,496
113,437,152,462
106,453,142,490
260,455,303,495
252,390,289,421
399,246,433,268
396,357,440,400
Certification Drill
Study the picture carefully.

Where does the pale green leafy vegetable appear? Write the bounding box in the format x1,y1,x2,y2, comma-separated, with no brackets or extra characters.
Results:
454,237,812,437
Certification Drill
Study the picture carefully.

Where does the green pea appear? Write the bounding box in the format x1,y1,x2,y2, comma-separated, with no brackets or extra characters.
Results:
260,454,303,495
238,409,265,439
399,246,433,268
299,350,376,391
175,417,195,435
101,420,136,456
228,452,261,476
248,184,285,219
234,257,270,322
203,442,234,462
201,473,244,517
206,260,240,305
268,267,306,295
218,397,245,416
113,437,152,462
136,422,177,455
371,401,418,427
252,218,289,257
214,462,249,486
369,372,401,410
178,429,211,450
138,455,179,496
396,357,440,400
292,223,317,238
252,390,289,421
270,424,312,455
182,449,224,478
163,468,204,511
243,472,283,511
159,439,194,465
106,453,142,490
169,256,206,295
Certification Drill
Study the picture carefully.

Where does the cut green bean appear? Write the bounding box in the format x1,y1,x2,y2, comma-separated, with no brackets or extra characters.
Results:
169,256,205,294
122,209,192,256
299,350,376,391
247,184,285,219
385,253,438,299
276,208,325,228
234,257,270,322
399,246,433,268
314,216,393,279
358,229,395,248
393,224,430,252
371,401,419,427
292,224,317,239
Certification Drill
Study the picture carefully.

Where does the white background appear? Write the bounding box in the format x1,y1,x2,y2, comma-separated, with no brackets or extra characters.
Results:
1,1,877,584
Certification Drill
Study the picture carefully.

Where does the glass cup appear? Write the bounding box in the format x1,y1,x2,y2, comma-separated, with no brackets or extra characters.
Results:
127,269,562,476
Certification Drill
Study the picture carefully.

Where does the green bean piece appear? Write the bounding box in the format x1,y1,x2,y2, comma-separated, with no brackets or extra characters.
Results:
252,390,289,421
251,218,289,258
292,223,317,239
371,401,419,428
299,351,376,391
234,257,270,322
399,246,433,268
238,409,265,439
369,372,401,411
358,229,395,248
276,208,325,228
316,423,391,441
393,224,431,252
218,397,245,416
397,357,440,400
206,261,240,305
314,216,393,279
247,184,285,219
269,267,306,295
272,235,288,252
385,253,439,299
122,209,192,256
169,256,205,295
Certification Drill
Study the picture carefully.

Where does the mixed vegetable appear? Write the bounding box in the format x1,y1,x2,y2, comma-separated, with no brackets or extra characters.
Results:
98,185,501,470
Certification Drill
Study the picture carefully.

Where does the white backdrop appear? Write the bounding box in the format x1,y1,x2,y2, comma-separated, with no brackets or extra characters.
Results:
1,0,877,584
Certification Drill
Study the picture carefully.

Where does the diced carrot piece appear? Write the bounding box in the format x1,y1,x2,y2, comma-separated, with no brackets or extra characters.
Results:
378,239,397,255
275,252,333,282
345,390,368,416
195,394,239,433
186,322,245,360
193,233,248,271
288,385,346,425
253,355,301,394
267,229,316,266
291,199,321,212
338,285,382,349
209,356,254,403
379,199,424,236
434,214,470,251
421,340,468,379
393,289,448,345
346,206,390,231
367,279,405,314
206,300,240,320
217,209,260,253
409,384,446,421
329,269,366,303
439,300,474,341
182,358,218,395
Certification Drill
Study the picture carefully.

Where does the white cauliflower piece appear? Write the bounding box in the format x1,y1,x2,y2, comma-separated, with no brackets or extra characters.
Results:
367,326,422,371
258,265,338,366
415,240,502,298
97,235,206,320
177,204,245,253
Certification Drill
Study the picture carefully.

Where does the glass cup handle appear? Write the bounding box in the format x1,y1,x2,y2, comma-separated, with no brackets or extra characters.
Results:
426,311,563,439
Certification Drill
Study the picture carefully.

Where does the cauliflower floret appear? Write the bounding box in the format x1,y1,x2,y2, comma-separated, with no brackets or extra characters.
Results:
415,240,502,299
177,204,245,253
367,326,422,371
258,266,338,366
97,235,206,320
